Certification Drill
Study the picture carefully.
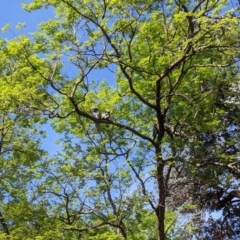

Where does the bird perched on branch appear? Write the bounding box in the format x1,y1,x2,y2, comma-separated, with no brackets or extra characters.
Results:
164,123,174,139
101,110,110,120
90,106,101,132
153,122,173,140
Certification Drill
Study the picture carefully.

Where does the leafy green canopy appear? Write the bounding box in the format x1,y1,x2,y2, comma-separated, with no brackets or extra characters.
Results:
0,0,239,239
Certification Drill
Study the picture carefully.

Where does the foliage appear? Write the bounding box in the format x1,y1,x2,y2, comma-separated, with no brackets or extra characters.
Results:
0,0,240,239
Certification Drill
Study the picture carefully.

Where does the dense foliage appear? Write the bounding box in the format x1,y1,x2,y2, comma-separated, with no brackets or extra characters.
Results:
0,0,240,239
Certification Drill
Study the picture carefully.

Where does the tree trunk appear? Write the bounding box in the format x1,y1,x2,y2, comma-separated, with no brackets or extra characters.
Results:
156,156,165,240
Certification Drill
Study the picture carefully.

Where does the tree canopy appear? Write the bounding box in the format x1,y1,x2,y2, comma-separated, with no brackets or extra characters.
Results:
0,0,240,239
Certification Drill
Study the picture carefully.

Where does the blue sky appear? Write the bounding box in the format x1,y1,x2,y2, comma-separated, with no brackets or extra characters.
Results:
0,1,54,38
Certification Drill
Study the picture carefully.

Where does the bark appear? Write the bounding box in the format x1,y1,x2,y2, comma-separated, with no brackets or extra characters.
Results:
156,148,166,240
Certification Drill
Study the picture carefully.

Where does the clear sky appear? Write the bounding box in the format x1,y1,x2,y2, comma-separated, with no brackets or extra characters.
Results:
0,1,54,39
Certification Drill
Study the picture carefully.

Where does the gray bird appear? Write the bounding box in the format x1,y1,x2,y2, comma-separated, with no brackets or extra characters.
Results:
101,110,110,120
164,123,173,139
90,107,101,132
153,122,173,140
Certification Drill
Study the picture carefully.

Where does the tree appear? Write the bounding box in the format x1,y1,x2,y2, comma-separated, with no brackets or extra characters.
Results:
0,41,49,239
1,0,240,239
